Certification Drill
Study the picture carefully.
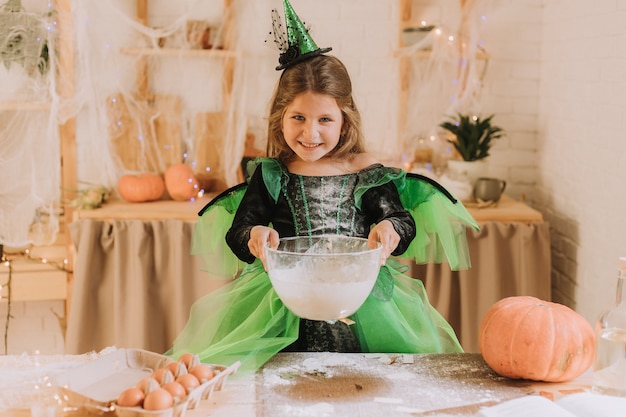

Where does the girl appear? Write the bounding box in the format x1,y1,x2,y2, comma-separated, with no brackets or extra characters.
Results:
167,54,479,373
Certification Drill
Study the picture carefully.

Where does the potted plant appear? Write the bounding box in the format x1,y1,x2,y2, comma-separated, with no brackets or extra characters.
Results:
438,113,505,183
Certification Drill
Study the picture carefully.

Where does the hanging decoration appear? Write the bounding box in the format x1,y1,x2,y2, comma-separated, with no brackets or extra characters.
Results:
1,0,250,248
0,0,51,75
0,0,59,249
397,0,493,155
72,0,247,192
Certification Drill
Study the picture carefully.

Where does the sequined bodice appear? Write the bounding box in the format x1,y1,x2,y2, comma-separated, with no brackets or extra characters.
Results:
283,173,359,237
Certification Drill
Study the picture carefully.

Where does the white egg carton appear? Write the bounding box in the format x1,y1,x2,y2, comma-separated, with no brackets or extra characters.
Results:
59,348,240,417
115,361,241,417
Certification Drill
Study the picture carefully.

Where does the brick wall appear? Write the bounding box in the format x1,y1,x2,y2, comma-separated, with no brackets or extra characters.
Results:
479,0,543,201
536,0,626,320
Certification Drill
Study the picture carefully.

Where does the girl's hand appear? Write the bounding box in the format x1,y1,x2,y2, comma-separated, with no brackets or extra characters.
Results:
368,220,400,265
248,226,279,269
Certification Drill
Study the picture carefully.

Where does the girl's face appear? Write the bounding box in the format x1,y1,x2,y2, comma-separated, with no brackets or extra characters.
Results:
282,91,343,162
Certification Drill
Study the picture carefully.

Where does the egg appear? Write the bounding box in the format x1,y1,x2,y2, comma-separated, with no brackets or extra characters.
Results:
162,381,187,402
152,368,175,385
166,361,188,378
189,364,215,383
117,387,145,408
176,373,200,393
136,376,160,394
143,388,174,411
177,352,200,369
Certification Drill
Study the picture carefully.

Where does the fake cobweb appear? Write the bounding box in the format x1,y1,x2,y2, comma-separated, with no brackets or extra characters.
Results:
0,0,58,247
396,0,494,156
0,0,262,248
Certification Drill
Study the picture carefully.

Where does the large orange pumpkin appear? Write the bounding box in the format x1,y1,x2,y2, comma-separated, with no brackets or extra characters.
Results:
164,163,200,201
117,173,165,203
479,296,595,382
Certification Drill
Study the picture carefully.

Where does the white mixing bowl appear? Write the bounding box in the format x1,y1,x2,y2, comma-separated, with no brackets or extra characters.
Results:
264,235,382,321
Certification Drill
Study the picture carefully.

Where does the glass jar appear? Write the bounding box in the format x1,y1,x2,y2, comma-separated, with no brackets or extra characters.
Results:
592,257,626,396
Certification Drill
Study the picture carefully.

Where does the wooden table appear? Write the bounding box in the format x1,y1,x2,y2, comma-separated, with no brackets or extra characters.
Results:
465,195,544,225
189,352,590,417
66,194,550,354
0,351,592,417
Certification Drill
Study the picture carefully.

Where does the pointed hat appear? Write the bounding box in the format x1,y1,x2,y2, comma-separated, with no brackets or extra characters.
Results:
273,0,332,70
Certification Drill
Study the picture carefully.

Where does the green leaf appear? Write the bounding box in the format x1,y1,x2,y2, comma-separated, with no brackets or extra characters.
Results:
439,113,505,161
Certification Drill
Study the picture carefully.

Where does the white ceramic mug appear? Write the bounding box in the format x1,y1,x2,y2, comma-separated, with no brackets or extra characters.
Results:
474,177,506,202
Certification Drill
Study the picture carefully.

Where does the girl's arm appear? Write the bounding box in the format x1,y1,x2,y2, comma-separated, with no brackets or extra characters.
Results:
225,166,275,263
361,181,416,257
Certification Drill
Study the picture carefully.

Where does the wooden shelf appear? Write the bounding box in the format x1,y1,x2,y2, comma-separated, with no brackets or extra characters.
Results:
400,20,435,30
120,47,240,58
73,195,215,222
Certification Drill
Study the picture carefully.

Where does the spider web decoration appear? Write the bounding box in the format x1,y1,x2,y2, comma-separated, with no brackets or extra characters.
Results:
267,8,288,52
0,0,50,75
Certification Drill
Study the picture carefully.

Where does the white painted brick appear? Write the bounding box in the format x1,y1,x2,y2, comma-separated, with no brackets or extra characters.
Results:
489,78,540,97
482,97,514,114
485,60,515,79
511,96,539,115
485,41,541,62
509,131,537,150
509,166,537,183
495,113,538,133
517,23,543,43
491,149,536,168
511,62,541,80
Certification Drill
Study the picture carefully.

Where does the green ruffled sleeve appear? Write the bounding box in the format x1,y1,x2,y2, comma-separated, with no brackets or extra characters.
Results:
191,158,286,278
355,167,479,270
255,157,286,203
191,185,249,278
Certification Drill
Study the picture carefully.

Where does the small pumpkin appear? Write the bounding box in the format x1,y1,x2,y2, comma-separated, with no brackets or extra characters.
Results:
117,173,165,203
479,296,595,382
164,163,200,201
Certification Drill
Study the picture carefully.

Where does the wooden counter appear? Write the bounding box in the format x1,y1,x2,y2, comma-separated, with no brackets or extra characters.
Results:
73,194,215,221
0,351,592,417
191,352,590,417
465,195,543,225
74,194,542,224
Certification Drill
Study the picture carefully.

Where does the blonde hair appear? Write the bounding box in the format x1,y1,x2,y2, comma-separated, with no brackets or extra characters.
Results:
266,55,366,161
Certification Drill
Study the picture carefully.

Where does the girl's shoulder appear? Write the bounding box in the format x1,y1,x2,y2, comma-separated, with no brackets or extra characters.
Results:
348,152,379,171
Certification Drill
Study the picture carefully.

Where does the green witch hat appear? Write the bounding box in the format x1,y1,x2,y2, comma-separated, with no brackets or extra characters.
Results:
271,0,332,70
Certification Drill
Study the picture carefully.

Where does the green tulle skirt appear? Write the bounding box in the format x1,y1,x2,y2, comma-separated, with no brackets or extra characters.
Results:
166,164,477,374
166,257,462,374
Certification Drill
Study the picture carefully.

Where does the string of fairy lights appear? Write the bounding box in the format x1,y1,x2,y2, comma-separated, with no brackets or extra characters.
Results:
0,245,69,355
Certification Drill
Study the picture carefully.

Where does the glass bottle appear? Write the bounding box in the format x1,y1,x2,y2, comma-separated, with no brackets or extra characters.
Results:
592,256,626,396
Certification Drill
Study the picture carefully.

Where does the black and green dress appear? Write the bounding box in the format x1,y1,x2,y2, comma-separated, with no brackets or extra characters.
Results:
166,158,479,372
